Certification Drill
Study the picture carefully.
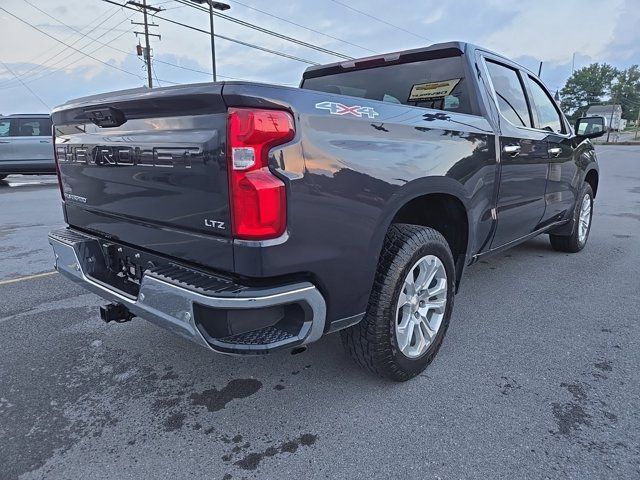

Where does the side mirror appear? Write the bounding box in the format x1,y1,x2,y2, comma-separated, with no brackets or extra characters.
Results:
575,116,606,139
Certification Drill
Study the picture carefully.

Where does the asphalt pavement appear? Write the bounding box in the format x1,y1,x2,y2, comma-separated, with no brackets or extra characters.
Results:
1,147,639,479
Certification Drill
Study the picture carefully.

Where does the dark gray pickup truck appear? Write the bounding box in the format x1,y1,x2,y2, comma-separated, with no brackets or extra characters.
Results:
48,42,605,381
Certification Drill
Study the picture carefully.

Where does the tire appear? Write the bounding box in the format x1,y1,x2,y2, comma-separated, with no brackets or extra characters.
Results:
549,183,594,253
341,224,456,381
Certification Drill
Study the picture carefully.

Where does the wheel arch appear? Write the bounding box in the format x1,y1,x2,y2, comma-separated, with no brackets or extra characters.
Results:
371,178,472,291
584,168,599,198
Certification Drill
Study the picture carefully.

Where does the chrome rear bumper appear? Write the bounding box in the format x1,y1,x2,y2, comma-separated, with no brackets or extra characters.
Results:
48,228,326,354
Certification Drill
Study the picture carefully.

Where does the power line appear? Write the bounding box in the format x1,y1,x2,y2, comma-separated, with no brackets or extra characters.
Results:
224,0,377,55
0,7,147,81
5,5,120,72
0,61,50,110
0,5,124,87
0,6,135,88
0,28,137,90
17,1,205,82
174,0,354,60
0,18,137,89
3,2,293,88
328,0,434,43
2,2,313,90
0,7,181,88
102,0,320,65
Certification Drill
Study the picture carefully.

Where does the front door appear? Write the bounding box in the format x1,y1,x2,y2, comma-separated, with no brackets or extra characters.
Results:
0,117,16,163
524,74,576,225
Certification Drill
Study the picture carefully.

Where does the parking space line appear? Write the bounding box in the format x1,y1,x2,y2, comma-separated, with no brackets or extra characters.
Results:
0,271,58,285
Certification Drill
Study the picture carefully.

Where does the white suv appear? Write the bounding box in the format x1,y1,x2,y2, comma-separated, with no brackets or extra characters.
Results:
0,114,54,180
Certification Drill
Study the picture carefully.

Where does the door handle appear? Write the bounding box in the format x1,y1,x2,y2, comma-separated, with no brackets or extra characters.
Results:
39,140,50,143
503,144,521,157
548,147,561,157
0,140,10,144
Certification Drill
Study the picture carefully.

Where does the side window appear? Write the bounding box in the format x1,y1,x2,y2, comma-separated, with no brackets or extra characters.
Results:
0,119,11,137
527,77,564,133
39,118,53,136
485,60,531,128
17,118,52,137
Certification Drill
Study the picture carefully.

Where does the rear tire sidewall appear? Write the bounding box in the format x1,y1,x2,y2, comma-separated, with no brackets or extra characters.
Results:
387,237,455,375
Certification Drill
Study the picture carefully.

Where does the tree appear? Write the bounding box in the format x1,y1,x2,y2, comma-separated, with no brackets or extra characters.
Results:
610,65,640,122
560,63,619,118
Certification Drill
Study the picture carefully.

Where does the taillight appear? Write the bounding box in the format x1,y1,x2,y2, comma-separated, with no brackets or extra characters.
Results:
52,125,65,200
227,107,294,240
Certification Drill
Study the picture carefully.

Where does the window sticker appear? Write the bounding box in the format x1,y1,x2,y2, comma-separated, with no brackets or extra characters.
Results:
408,78,462,102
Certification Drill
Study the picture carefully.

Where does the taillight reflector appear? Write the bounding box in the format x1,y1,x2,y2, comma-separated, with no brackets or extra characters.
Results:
227,108,294,240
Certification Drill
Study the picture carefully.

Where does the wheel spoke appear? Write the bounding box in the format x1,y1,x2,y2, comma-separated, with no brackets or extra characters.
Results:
412,322,426,353
427,278,447,298
394,254,448,358
397,307,412,330
413,258,430,290
403,276,416,297
419,317,436,342
396,320,412,351
424,298,446,313
397,290,411,308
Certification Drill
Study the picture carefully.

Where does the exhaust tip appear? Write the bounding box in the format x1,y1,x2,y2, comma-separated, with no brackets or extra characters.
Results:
290,346,307,356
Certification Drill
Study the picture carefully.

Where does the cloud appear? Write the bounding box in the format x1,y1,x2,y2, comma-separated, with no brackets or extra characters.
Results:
1,0,639,114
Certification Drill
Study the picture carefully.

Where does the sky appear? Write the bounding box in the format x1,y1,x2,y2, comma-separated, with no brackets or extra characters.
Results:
1,0,639,114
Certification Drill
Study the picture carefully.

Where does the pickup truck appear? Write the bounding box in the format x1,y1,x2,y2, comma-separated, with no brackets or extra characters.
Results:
48,42,605,381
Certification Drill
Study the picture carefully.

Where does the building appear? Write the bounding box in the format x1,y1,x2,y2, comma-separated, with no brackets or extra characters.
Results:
586,104,623,131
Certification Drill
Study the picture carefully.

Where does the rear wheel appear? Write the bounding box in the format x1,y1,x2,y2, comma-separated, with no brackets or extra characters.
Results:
549,183,593,253
341,224,455,381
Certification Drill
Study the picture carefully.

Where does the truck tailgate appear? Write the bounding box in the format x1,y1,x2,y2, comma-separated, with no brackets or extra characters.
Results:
52,84,233,271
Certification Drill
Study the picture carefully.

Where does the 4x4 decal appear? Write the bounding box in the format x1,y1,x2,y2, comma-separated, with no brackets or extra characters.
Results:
315,101,379,119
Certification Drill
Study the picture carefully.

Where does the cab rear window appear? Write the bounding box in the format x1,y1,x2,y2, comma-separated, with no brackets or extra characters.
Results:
302,56,473,115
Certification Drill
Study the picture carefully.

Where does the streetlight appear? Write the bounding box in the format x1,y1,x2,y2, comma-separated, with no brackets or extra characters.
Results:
189,0,230,82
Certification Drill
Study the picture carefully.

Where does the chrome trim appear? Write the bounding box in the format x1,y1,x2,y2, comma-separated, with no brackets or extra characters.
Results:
472,218,568,261
48,231,326,353
327,312,365,333
233,230,289,247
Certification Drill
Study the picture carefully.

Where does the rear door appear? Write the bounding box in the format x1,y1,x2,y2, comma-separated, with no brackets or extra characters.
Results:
524,75,576,224
12,117,54,168
482,58,549,247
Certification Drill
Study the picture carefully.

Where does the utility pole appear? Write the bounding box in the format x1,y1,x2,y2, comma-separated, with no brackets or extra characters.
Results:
635,107,639,141
606,91,617,143
129,1,162,88
537,61,543,77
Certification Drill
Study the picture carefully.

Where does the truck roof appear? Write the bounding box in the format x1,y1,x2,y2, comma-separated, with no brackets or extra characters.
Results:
302,41,536,79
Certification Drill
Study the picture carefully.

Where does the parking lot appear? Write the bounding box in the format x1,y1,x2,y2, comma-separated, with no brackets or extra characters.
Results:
1,145,639,479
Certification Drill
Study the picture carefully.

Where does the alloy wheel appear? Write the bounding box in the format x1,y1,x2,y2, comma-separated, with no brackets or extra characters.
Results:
395,255,447,358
